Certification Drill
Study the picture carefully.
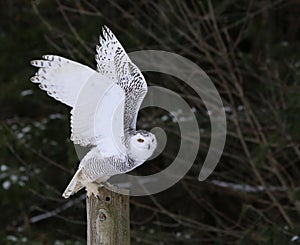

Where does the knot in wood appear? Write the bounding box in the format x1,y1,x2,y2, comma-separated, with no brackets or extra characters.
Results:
99,210,107,222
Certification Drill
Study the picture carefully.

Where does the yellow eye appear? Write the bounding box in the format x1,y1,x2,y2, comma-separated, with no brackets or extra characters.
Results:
137,138,144,143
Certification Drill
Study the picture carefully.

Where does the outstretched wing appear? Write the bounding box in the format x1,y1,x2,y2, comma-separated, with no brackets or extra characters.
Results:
96,26,148,131
30,55,95,107
30,55,125,153
70,73,126,154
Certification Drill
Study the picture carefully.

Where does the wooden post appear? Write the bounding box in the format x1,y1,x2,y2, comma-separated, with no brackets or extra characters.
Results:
86,186,130,245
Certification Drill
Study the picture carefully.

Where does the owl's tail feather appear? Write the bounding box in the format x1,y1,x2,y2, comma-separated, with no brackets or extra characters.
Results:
62,169,84,198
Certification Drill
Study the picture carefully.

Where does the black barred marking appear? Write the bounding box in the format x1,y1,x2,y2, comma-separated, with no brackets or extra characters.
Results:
80,153,139,183
30,76,39,82
95,27,148,131
30,54,81,107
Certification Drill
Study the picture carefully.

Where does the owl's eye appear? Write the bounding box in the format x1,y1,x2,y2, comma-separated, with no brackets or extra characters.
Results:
137,138,144,143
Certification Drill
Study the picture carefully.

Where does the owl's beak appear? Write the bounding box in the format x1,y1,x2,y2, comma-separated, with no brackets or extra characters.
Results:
148,144,150,150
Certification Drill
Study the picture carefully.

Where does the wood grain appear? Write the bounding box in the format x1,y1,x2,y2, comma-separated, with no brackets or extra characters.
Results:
86,186,130,245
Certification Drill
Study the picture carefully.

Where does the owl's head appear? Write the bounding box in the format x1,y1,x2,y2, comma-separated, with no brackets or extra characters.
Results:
128,130,157,161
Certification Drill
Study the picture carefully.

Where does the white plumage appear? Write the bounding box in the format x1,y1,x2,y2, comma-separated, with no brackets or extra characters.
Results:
30,26,157,198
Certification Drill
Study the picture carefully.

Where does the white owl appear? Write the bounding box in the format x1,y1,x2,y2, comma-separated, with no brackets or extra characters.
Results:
30,26,157,198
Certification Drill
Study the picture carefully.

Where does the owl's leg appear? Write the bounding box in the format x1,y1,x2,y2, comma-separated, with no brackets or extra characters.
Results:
95,176,111,189
103,182,115,189
85,182,101,199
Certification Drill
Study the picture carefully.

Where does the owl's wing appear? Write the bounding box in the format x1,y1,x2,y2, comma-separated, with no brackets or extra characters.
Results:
31,56,126,153
96,26,148,131
70,72,126,154
30,55,95,107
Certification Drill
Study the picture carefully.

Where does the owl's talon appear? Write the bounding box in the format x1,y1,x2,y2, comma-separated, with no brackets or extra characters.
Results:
86,182,101,199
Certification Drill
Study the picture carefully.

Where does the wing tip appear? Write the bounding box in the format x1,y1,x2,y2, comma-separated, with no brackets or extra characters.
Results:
30,55,68,68
30,60,40,67
30,76,40,83
100,25,114,41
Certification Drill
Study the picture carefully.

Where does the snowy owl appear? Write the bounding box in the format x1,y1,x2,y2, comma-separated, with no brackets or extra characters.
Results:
30,26,157,198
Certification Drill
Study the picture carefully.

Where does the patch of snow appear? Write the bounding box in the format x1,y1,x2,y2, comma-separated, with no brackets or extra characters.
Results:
18,181,25,187
17,132,24,139
224,106,232,112
20,176,28,181
291,236,299,242
161,115,169,121
34,121,46,130
54,241,65,245
21,237,28,242
6,235,18,241
10,175,18,182
50,140,58,146
2,180,11,190
22,126,31,133
1,164,8,172
34,168,41,174
49,113,63,120
237,105,244,111
20,89,33,97
211,180,286,193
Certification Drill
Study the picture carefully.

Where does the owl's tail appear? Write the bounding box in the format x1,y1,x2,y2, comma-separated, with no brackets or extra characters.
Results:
62,169,84,198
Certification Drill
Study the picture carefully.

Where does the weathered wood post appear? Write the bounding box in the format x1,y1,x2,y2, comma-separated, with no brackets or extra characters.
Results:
86,186,130,245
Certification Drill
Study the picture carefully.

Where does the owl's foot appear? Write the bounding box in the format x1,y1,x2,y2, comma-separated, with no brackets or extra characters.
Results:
85,182,101,199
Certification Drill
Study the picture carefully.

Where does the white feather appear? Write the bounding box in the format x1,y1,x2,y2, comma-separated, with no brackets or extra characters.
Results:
96,26,148,130
70,73,126,155
30,55,95,107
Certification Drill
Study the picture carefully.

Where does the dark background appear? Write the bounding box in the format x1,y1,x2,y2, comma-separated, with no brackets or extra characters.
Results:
0,0,300,244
